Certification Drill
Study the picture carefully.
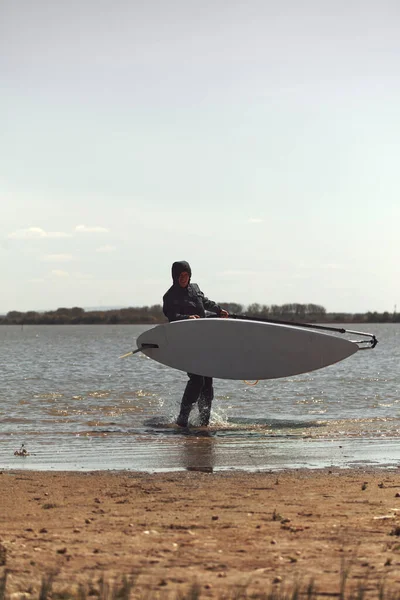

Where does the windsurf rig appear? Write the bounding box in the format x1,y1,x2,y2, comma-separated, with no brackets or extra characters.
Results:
229,314,378,350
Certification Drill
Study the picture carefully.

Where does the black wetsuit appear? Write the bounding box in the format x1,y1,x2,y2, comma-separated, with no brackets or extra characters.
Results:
162,261,222,426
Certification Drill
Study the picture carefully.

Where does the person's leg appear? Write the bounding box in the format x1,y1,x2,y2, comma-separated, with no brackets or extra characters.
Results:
176,373,204,427
198,377,214,426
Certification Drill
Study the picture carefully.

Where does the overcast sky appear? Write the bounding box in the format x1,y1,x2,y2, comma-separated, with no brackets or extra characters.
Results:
1,0,399,313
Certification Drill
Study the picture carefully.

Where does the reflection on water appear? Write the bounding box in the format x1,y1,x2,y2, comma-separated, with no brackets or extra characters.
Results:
0,323,399,472
181,434,215,473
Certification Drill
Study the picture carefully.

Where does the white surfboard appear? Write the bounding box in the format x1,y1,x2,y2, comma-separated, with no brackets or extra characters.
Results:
135,318,359,380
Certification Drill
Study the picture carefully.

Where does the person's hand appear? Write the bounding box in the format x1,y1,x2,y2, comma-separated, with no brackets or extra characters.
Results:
188,315,200,319
220,309,229,318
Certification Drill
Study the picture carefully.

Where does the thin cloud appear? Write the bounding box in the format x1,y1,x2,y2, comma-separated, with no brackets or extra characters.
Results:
51,270,69,278
218,270,259,277
297,262,344,271
323,263,344,270
8,227,72,239
75,225,109,233
42,254,74,263
247,218,263,224
96,245,116,253
73,271,94,280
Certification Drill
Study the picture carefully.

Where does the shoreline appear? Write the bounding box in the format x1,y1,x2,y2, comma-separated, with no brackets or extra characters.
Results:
0,321,394,325
3,430,400,473
2,468,400,597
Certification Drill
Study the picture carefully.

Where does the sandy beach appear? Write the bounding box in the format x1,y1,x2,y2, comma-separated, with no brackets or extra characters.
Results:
2,468,400,598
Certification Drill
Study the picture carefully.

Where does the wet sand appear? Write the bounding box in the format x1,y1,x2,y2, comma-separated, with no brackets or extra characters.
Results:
2,469,400,597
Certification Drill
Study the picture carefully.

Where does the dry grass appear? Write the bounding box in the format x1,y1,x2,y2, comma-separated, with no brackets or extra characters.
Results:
1,569,400,600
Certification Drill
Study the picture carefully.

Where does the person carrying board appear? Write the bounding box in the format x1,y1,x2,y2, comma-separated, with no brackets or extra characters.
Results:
162,261,229,427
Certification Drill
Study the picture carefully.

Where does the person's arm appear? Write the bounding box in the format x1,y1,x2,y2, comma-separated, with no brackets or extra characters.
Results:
198,289,229,318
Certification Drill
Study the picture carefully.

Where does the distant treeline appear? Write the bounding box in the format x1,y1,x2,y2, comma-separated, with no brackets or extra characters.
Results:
0,303,398,325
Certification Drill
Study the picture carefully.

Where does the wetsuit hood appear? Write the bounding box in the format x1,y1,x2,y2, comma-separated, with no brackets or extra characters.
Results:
171,261,192,284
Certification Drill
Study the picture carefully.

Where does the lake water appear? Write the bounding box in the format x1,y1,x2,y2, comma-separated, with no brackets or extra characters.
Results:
0,323,399,473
